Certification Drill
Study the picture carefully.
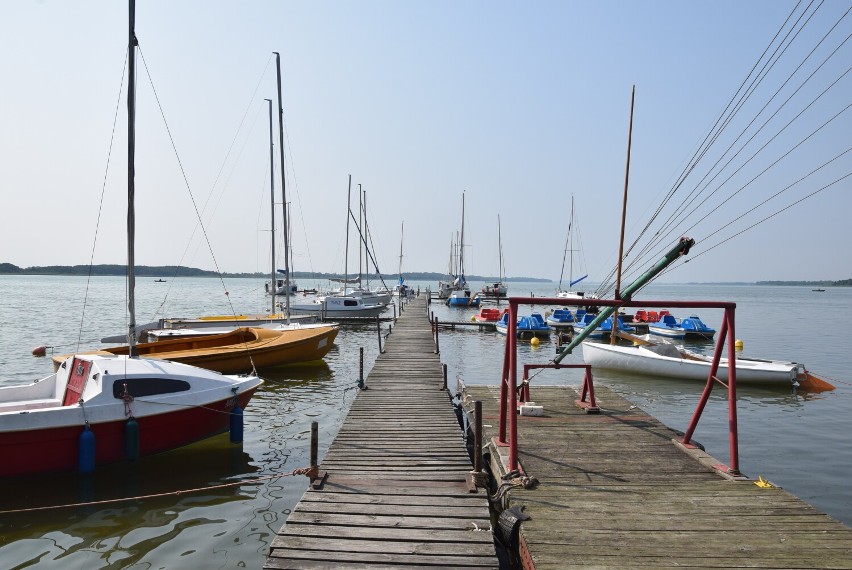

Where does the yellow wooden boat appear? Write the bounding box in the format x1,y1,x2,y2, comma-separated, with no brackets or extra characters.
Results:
53,325,338,374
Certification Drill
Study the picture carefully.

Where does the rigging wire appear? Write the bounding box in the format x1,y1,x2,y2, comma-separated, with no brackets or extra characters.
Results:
596,2,851,296
77,52,129,352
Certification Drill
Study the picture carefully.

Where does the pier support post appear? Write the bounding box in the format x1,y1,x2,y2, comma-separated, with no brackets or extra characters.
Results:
442,363,448,391
308,421,327,489
359,347,365,389
377,316,383,353
474,400,483,473
434,317,440,354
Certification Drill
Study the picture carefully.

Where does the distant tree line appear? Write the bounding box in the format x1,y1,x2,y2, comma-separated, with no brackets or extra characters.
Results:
0,263,551,282
756,279,852,286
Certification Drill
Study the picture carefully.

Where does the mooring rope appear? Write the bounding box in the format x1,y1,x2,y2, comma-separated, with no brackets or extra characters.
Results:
0,467,313,516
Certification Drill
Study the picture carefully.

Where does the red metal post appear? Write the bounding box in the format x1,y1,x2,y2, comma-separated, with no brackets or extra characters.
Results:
508,300,519,472
682,315,728,445
726,307,740,475
498,333,510,444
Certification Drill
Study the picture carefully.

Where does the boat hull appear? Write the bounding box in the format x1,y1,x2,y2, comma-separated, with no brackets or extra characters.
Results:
582,341,801,385
56,326,338,374
0,389,258,477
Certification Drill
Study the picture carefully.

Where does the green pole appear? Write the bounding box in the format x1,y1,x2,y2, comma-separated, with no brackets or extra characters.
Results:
553,237,694,362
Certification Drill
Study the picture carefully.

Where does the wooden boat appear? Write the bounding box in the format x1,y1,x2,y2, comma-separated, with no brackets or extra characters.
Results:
0,2,262,477
582,339,820,387
496,312,551,339
546,308,575,328
54,326,337,374
474,308,503,322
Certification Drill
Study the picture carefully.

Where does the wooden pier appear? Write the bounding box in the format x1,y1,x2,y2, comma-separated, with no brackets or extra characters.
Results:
462,384,852,569
266,296,498,569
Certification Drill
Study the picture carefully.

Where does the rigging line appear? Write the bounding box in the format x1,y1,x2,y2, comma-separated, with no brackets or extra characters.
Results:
690,170,851,264
637,0,825,254
637,85,852,264
679,98,852,240
651,3,843,243
281,114,316,278
136,49,252,363
77,51,128,353
629,0,816,252
151,54,273,317
700,148,852,244
662,35,852,244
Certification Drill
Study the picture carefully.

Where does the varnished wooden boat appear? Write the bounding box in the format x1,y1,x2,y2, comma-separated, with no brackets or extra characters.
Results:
53,325,338,374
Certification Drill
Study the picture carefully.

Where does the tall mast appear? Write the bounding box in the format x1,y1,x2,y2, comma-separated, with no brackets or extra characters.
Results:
274,52,290,322
265,98,276,314
612,85,635,345
358,184,363,287
398,221,404,283
459,192,466,281
344,174,351,290
568,196,575,287
127,0,138,357
497,214,504,282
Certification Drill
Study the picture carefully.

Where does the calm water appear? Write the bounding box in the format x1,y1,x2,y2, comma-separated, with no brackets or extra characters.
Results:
0,276,850,568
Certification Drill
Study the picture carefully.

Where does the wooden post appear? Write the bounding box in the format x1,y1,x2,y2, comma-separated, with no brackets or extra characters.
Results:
442,363,448,391
434,317,440,354
310,421,318,469
376,316,383,353
474,400,483,473
359,347,364,389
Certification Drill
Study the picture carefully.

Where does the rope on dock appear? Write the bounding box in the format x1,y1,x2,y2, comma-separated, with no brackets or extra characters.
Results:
0,467,314,515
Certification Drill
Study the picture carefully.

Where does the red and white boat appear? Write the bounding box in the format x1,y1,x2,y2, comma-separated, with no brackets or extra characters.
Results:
0,354,262,477
474,308,505,322
0,1,263,477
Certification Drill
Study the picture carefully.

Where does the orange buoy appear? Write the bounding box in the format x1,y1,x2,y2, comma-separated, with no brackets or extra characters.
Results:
32,345,47,357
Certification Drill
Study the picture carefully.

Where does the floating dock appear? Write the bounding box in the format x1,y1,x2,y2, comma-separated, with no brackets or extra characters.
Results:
266,296,498,569
462,384,852,569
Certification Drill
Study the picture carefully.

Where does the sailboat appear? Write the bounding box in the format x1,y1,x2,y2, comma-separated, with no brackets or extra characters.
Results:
123,66,338,366
0,0,263,477
446,193,481,307
393,222,413,299
556,196,596,303
481,214,508,297
290,176,389,318
436,236,456,299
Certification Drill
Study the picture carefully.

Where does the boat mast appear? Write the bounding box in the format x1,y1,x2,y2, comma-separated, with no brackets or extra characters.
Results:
498,214,504,283
398,221,404,285
459,192,466,283
127,0,138,357
612,85,635,345
568,196,574,289
358,184,363,287
557,196,573,293
265,99,276,314
273,52,290,323
344,174,352,291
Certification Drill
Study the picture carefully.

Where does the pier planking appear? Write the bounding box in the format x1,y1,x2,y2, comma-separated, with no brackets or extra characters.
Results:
463,384,852,569
266,296,498,569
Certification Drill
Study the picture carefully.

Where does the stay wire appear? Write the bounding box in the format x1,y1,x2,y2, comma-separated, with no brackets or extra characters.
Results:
619,0,820,282
630,0,810,252
641,3,846,255
136,46,258,367
632,72,852,280
77,51,128,352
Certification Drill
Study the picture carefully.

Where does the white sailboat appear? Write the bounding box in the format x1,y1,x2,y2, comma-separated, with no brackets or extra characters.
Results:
556,195,595,302
481,214,508,297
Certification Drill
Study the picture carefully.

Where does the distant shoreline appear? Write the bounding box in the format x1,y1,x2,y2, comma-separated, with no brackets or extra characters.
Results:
0,263,551,283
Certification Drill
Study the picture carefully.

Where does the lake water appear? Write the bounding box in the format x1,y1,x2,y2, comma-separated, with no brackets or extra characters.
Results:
0,275,849,568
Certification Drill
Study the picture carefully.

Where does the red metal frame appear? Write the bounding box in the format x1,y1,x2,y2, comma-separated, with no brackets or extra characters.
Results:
498,297,740,476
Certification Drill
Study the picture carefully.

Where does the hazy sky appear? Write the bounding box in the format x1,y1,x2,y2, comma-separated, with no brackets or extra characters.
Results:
2,1,850,284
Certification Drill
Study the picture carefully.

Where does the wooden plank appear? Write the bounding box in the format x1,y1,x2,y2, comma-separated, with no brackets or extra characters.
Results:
464,384,852,569
266,296,497,569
